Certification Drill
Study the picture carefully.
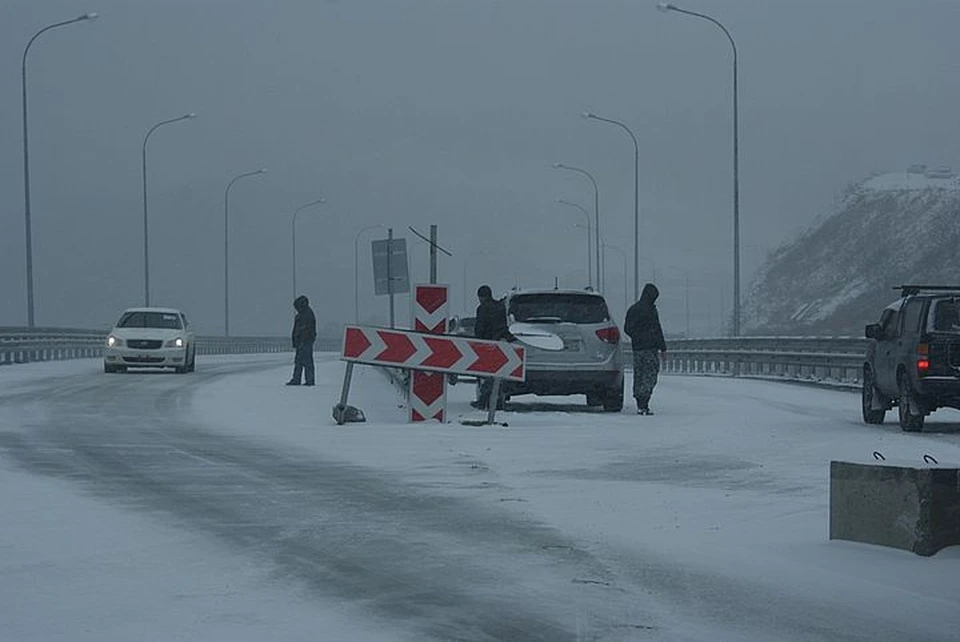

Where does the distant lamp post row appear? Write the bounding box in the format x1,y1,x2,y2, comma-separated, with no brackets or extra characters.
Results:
657,1,740,336
21,12,98,327
142,113,196,307
553,163,601,292
582,112,640,301
556,199,592,289
224,169,266,336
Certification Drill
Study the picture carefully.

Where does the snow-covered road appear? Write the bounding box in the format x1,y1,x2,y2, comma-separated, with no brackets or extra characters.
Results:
1,355,959,641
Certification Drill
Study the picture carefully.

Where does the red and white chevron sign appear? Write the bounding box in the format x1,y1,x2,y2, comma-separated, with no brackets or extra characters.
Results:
410,284,449,422
341,326,526,382
412,284,449,334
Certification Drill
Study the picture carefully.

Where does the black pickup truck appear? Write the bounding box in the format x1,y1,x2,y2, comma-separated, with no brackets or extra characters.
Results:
863,285,960,431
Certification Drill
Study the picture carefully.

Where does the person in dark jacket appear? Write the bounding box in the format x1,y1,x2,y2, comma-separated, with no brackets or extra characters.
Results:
624,283,667,414
287,295,317,386
471,285,510,409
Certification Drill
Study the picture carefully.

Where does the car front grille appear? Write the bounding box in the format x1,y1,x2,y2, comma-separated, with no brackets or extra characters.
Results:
126,339,163,350
123,356,165,364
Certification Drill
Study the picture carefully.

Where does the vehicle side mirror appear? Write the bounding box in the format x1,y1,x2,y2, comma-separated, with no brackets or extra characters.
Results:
865,323,882,340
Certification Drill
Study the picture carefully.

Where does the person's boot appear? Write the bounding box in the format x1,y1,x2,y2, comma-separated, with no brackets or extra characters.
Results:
286,365,303,386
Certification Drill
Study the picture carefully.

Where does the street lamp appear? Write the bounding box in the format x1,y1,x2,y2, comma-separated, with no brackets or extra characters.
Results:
223,168,266,336
657,2,740,336
142,112,196,307
354,223,383,323
554,163,602,292
556,199,592,289
21,12,98,327
291,198,326,300
582,112,640,301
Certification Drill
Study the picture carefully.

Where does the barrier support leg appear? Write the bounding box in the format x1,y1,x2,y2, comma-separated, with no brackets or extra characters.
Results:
486,378,502,425
333,362,355,425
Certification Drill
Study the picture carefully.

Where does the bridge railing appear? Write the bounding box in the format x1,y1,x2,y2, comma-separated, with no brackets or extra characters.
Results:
659,336,867,387
0,327,340,365
2,327,869,388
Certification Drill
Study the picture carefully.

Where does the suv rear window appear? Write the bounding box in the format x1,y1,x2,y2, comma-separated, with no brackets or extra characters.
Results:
117,311,183,330
508,293,609,324
929,298,960,333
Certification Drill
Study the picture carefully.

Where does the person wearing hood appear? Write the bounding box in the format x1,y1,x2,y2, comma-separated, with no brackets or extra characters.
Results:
470,284,510,410
287,295,317,386
624,283,667,414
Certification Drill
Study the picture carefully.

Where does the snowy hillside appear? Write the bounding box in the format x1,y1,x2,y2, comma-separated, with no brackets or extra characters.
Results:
742,169,960,335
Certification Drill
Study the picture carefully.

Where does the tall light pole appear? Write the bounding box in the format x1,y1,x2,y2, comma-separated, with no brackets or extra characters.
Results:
657,2,740,336
223,168,266,336
556,199,592,289
22,12,98,327
354,223,383,323
142,112,196,307
554,163,601,292
291,198,326,300
583,112,640,301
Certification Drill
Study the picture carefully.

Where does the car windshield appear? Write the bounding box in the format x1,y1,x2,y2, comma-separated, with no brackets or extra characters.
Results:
929,298,960,333
117,311,183,330
508,294,609,324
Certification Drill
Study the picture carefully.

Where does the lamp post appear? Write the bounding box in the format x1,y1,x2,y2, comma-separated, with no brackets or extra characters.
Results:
291,198,326,300
354,223,383,323
554,163,601,292
223,168,266,336
21,12,98,327
556,199,592,288
583,112,640,301
657,2,740,336
142,113,196,307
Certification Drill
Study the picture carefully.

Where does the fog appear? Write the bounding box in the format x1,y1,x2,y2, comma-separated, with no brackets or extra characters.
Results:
2,0,958,336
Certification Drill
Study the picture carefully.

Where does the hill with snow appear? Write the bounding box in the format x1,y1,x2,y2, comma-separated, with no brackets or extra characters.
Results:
742,169,960,336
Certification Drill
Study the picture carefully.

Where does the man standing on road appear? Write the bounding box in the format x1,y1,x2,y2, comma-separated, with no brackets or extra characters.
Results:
287,295,317,386
470,285,510,410
624,283,667,415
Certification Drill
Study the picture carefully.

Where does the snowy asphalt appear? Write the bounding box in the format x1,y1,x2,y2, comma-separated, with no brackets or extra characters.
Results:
2,355,959,641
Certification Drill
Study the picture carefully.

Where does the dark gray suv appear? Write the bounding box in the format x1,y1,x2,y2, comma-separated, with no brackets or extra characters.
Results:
501,288,624,411
863,285,960,431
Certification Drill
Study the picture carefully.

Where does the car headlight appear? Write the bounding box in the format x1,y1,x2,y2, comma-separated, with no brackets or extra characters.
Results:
164,337,185,348
106,335,122,348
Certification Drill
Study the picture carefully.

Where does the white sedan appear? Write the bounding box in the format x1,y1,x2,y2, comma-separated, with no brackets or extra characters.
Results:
103,307,196,374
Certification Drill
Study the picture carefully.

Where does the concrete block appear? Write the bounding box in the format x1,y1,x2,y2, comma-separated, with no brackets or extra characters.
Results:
830,460,960,556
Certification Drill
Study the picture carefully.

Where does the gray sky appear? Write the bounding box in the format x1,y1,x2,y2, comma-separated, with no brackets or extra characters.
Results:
2,0,958,335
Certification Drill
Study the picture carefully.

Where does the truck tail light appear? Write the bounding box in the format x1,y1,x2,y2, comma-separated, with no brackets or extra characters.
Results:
918,359,930,374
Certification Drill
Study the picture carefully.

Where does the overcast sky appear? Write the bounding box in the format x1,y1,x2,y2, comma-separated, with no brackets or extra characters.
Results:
2,0,958,335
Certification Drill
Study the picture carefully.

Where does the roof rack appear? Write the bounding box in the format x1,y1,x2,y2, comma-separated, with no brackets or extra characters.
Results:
895,285,960,296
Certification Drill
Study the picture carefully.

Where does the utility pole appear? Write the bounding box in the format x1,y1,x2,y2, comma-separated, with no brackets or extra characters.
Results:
429,224,438,284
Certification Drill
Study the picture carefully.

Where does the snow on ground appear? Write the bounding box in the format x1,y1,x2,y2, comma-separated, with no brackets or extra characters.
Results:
193,356,960,635
2,355,960,639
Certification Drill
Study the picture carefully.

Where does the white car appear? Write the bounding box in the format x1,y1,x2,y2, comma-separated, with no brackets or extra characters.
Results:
103,307,196,374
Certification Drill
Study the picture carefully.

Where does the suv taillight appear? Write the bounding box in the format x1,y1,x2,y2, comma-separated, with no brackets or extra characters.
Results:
596,326,620,344
917,343,930,376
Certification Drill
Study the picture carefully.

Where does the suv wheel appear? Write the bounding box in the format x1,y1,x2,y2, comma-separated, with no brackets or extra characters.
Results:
897,373,924,432
602,384,624,413
861,367,886,425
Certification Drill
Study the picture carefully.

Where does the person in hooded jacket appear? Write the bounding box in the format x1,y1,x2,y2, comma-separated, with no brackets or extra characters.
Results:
470,285,510,409
624,283,667,414
287,295,317,386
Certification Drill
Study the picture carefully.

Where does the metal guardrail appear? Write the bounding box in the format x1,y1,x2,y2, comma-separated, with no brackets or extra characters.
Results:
0,327,340,365
659,336,867,387
1,327,869,389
